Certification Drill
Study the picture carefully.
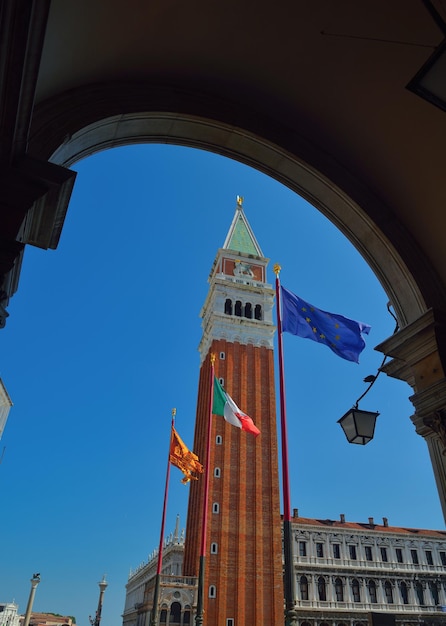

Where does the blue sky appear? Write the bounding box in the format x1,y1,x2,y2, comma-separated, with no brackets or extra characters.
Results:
0,144,443,626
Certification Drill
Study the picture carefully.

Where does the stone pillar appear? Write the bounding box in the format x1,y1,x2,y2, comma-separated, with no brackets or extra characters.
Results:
440,580,446,605
23,574,40,626
373,580,383,605
329,575,337,602
376,309,446,521
345,577,354,604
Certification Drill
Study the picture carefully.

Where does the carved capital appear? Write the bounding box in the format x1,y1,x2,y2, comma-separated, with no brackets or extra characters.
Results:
376,309,446,393
422,410,446,454
409,379,446,440
376,311,446,453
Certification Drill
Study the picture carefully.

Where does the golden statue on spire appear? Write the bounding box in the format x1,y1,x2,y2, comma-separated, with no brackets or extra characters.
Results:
236,195,244,208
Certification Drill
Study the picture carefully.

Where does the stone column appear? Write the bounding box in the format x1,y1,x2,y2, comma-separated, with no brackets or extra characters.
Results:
345,577,354,604
329,576,337,603
23,574,40,626
439,580,446,605
376,309,446,521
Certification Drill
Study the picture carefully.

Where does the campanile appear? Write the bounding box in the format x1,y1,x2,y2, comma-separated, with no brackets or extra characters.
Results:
183,197,283,625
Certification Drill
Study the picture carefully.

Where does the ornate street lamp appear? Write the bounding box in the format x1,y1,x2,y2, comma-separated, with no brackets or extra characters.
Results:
336,300,399,446
338,407,379,445
337,348,383,445
89,576,108,626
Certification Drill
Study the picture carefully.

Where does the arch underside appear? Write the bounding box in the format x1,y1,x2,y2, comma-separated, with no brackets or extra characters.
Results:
29,82,446,329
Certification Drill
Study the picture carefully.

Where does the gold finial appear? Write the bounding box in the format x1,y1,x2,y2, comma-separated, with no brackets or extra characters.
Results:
274,263,281,276
236,195,244,208
172,408,176,417
210,353,216,365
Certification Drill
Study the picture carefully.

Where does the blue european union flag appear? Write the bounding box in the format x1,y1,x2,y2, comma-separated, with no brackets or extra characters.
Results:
281,286,371,363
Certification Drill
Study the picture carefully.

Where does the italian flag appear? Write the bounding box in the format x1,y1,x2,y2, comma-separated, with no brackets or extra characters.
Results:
212,377,260,437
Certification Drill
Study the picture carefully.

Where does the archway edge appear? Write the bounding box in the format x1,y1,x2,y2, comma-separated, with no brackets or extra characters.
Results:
29,81,444,326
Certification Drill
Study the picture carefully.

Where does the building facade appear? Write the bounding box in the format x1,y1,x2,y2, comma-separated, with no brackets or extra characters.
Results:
292,512,446,626
123,518,196,626
0,603,20,626
124,512,446,626
24,615,73,626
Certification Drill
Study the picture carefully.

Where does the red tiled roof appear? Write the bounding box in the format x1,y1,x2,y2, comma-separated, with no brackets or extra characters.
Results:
289,516,446,539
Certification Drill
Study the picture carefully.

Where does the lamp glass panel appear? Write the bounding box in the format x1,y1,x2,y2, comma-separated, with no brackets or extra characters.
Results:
354,411,377,439
340,413,357,441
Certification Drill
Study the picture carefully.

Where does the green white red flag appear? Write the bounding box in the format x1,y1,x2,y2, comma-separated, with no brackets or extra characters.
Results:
212,376,260,437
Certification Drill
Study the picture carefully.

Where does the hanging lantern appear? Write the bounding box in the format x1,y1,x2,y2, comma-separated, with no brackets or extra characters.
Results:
338,407,379,445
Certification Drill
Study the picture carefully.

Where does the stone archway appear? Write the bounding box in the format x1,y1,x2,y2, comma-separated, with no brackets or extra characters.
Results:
27,82,446,517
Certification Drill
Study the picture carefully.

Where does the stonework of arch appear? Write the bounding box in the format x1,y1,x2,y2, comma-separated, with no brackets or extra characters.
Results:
26,82,446,518
29,83,445,325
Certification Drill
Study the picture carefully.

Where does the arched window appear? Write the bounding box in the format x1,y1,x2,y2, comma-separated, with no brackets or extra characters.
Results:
352,579,361,602
224,299,232,315
368,580,377,603
384,581,393,603
211,542,218,554
255,304,262,320
219,351,225,359
212,502,219,513
209,585,216,598
235,300,242,316
160,608,167,623
170,602,181,623
245,302,252,318
415,581,424,605
318,576,327,601
300,576,309,601
301,621,312,626
183,609,191,624
335,577,344,601
400,581,409,604
430,581,439,605
216,435,222,445
214,467,221,478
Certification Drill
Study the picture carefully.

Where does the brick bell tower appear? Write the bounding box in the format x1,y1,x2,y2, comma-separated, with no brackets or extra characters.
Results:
183,197,283,625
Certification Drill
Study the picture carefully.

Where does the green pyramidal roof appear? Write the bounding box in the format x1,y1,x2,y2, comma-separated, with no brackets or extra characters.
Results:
223,205,263,256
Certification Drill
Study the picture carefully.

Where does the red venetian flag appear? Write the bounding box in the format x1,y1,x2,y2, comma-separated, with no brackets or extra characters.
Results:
170,426,204,483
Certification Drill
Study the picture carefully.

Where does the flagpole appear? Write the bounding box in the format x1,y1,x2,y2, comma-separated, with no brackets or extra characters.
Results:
150,408,176,626
274,264,298,626
195,353,215,626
